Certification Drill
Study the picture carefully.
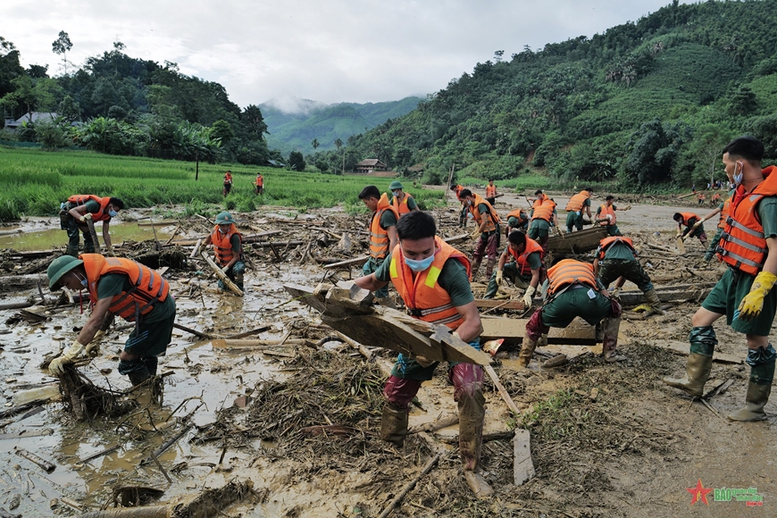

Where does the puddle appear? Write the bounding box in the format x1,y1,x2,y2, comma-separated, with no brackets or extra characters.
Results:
0,222,172,251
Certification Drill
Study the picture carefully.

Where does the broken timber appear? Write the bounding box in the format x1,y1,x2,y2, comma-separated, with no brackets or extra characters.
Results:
546,225,607,255
514,429,535,486
481,316,598,346
200,252,243,296
284,281,492,365
618,283,715,307
322,234,471,270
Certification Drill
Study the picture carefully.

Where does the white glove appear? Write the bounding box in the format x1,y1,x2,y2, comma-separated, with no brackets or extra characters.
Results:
48,339,86,375
522,285,536,307
495,270,504,286
611,286,621,299
80,213,93,222
85,330,105,357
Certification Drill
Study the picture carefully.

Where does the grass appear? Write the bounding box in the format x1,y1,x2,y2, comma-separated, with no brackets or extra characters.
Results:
0,147,445,221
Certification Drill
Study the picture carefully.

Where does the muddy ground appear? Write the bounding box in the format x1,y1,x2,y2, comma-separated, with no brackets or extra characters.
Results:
0,188,774,518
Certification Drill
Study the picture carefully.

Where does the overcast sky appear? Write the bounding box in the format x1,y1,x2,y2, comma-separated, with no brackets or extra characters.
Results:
2,0,692,112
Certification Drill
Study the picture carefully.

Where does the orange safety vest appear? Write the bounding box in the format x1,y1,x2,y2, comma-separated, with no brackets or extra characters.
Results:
531,199,556,222
718,166,777,275
67,194,113,223
532,196,545,210
255,175,263,187
507,208,527,221
677,212,698,228
224,173,232,184
547,259,597,296
389,237,471,329
81,254,169,322
369,193,399,260
391,193,414,217
565,190,592,212
211,224,243,266
597,236,635,260
598,204,616,226
468,193,500,233
717,195,732,229
486,184,497,198
508,237,544,277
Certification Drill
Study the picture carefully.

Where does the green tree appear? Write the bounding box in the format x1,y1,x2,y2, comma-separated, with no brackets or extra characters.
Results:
311,138,319,150
0,76,60,121
288,150,306,171
625,118,692,186
211,119,235,146
52,31,73,74
241,104,268,140
0,37,24,99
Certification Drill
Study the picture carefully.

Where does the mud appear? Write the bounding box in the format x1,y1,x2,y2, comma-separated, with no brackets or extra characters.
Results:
0,191,775,517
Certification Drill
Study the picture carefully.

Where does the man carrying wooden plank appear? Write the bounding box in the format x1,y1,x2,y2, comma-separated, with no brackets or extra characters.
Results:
358,185,399,300
664,136,777,421
593,235,663,317
203,212,245,292
60,194,124,257
354,210,492,496
483,231,544,305
520,258,622,366
46,254,175,386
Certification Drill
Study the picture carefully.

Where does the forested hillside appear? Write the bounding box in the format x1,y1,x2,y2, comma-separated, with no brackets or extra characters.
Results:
312,0,777,189
262,97,422,155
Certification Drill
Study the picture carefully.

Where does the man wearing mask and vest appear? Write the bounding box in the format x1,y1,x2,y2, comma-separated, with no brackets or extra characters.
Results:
595,196,623,237
593,236,663,317
459,188,501,281
484,231,544,305
354,211,491,497
203,212,245,292
673,211,708,248
389,180,418,217
565,187,593,233
61,194,124,257
664,136,777,421
359,185,399,299
45,254,176,387
528,191,558,253
520,258,622,367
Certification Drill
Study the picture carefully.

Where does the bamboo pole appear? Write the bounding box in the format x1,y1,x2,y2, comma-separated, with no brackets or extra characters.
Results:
200,252,243,296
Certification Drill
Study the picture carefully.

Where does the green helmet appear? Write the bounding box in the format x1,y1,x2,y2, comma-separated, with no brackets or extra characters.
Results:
47,255,84,290
389,180,404,191
215,211,235,225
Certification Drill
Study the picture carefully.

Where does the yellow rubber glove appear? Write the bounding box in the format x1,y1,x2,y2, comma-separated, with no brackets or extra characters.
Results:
522,285,536,307
737,271,777,321
48,339,86,375
80,212,93,223
470,229,481,241
611,286,621,299
495,270,503,286
85,330,105,357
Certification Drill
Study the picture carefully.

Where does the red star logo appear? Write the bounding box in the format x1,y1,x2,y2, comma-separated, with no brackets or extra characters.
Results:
687,479,713,505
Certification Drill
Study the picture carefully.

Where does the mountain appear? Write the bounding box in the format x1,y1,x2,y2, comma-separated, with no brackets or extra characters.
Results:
260,96,423,154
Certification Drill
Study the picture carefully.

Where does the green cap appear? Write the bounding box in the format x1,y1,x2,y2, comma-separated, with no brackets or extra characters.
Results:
389,181,404,191
215,211,235,225
47,255,83,290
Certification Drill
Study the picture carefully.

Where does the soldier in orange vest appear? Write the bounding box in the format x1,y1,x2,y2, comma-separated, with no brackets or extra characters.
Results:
359,185,399,299
565,187,593,232
484,231,544,303
528,192,558,252
459,188,501,280
254,173,264,195
45,254,176,387
389,180,418,217
505,207,529,235
673,211,708,248
594,195,623,236
665,137,777,421
223,170,233,197
61,194,124,257
203,212,245,292
521,259,622,366
354,211,491,496
485,179,498,205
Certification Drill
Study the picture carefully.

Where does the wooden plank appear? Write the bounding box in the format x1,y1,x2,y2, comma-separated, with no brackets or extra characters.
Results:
481,316,597,346
546,226,607,255
475,299,526,310
484,365,521,415
284,283,328,313
618,285,714,307
513,429,535,486
201,252,243,296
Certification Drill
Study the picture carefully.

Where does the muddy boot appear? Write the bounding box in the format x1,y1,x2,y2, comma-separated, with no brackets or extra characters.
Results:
601,316,623,362
728,345,775,422
470,259,481,282
142,356,158,376
643,288,664,317
537,333,548,348
662,326,715,397
485,258,497,279
66,243,79,257
483,272,499,299
127,367,151,387
380,402,408,447
517,336,538,368
233,271,244,293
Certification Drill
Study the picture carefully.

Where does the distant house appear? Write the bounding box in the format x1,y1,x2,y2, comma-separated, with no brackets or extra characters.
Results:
266,159,285,168
355,159,387,173
4,112,58,131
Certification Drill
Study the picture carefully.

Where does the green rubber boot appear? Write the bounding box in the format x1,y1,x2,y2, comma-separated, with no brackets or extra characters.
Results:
380,402,408,447
663,326,715,397
728,346,775,422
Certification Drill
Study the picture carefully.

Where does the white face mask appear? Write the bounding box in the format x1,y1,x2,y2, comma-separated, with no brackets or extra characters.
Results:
75,273,88,288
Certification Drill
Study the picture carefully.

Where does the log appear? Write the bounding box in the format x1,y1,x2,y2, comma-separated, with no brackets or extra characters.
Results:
14,446,55,473
322,255,369,270
513,429,535,486
0,301,34,311
223,326,271,339
378,453,441,518
475,299,526,310
408,414,459,434
189,238,203,258
86,219,102,253
200,252,243,296
212,338,305,347
173,323,211,339
137,220,179,227
0,274,48,293
484,365,521,415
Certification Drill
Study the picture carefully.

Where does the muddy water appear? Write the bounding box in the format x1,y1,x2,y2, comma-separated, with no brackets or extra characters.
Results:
0,220,171,251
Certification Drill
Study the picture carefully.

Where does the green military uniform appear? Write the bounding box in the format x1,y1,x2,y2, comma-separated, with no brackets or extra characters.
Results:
362,209,398,298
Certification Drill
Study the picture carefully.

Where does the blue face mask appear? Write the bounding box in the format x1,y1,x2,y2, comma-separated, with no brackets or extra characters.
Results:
733,162,744,185
404,254,435,272
75,273,88,288
392,190,401,197
108,210,118,217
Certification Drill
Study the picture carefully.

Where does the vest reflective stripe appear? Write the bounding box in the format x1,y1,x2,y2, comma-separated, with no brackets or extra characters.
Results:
486,185,497,197
468,193,500,232
565,191,591,212
718,166,777,275
547,259,597,295
597,236,634,259
598,204,616,226
211,224,242,265
531,200,555,222
389,237,471,329
717,196,732,229
67,194,112,222
678,212,698,226
391,193,414,217
369,193,398,260
81,254,169,322
508,237,544,276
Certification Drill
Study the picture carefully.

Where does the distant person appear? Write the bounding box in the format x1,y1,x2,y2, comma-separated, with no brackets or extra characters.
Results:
528,190,558,253
358,185,398,300
484,230,544,304
254,172,264,195
485,179,498,205
695,190,734,261
389,181,418,217
203,212,245,292
459,188,501,281
565,187,593,233
223,170,233,197
60,194,124,257
505,207,530,236
674,212,708,248
595,195,623,236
